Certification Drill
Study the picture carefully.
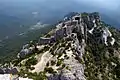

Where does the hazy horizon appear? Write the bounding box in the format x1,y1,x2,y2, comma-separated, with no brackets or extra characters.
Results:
0,0,119,23
0,0,119,40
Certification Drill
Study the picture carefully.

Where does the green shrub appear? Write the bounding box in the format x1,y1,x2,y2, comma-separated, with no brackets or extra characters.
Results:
57,53,63,59
25,57,37,66
34,72,47,80
62,64,66,69
27,72,47,80
66,66,69,70
44,67,55,74
51,60,56,66
56,60,62,66
30,67,35,70
44,46,50,52
12,59,21,66
114,64,120,78
64,54,67,58
75,56,82,63
46,62,49,67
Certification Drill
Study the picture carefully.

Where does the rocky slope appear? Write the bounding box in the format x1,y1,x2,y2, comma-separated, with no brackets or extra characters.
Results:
1,12,120,80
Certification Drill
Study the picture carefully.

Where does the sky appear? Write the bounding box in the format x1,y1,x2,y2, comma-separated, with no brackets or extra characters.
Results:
0,0,119,26
1,0,119,11
75,0,120,11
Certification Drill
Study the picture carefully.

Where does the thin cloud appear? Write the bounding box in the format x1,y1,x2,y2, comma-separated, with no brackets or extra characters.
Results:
75,0,120,11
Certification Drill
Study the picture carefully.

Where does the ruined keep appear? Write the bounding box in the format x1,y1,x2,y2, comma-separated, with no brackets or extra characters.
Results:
38,13,87,45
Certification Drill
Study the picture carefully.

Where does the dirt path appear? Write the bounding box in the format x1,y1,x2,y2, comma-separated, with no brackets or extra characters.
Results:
32,51,52,73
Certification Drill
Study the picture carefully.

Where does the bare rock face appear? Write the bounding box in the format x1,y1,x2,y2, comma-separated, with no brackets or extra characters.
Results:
48,56,86,80
60,59,85,80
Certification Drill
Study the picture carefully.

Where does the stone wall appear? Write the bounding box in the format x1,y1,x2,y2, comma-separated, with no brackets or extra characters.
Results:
38,14,82,45
38,37,51,45
18,13,87,58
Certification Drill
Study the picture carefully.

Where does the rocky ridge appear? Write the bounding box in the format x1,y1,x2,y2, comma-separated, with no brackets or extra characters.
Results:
2,12,120,80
